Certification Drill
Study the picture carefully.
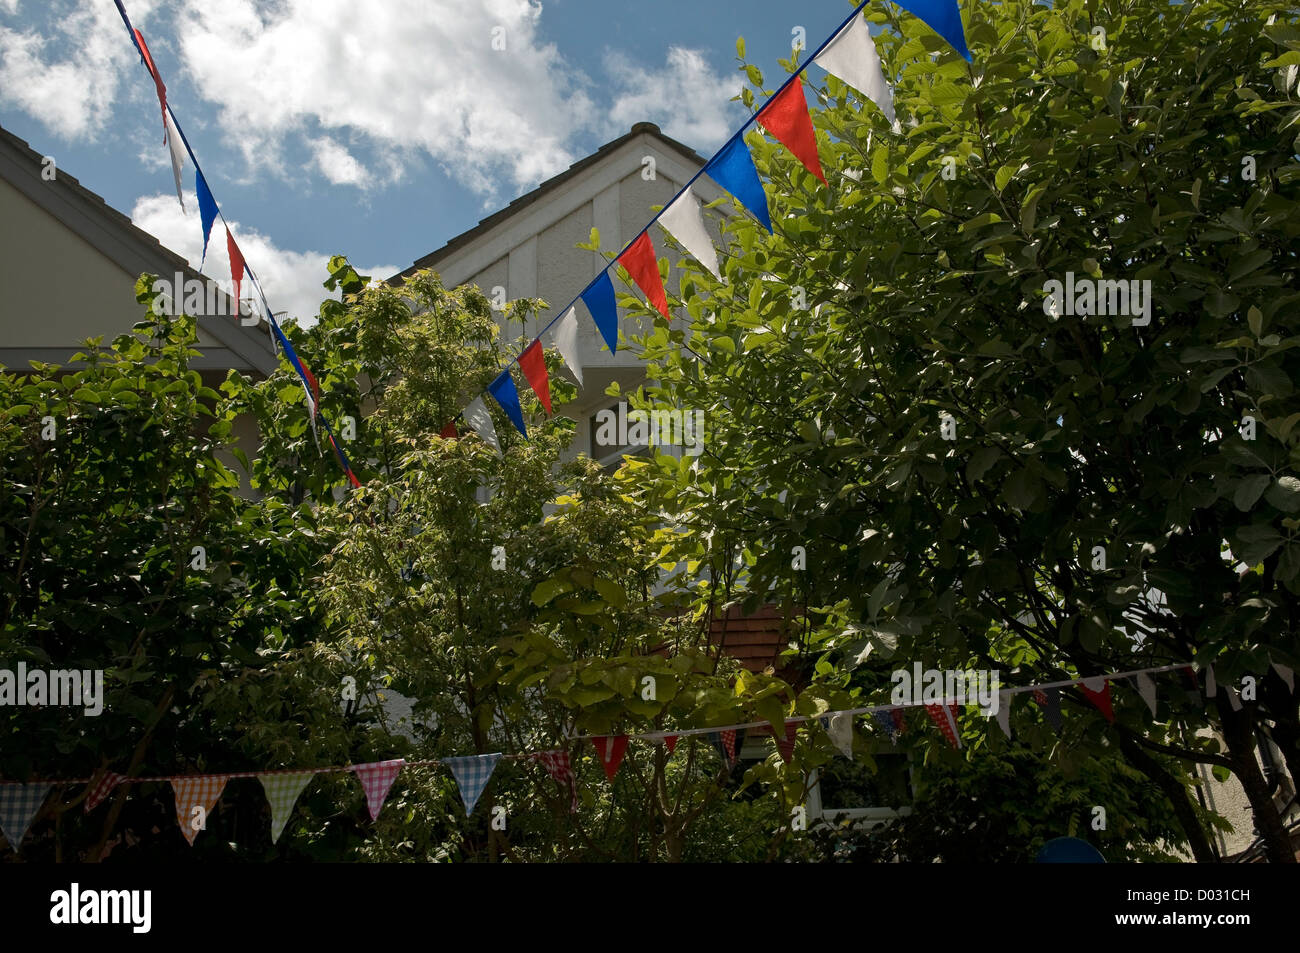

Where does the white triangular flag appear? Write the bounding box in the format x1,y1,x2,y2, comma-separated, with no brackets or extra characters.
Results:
1272,661,1294,692
826,712,854,758
1225,683,1242,711
164,111,186,212
462,397,500,453
994,691,1012,738
658,187,722,280
1135,672,1158,716
1204,664,1217,697
814,12,895,125
549,307,583,388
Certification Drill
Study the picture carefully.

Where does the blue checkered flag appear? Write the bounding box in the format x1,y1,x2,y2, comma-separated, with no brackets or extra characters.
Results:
0,782,52,851
444,754,502,816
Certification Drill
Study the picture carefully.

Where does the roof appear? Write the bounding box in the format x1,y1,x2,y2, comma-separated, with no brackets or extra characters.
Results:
0,124,278,377
389,122,711,284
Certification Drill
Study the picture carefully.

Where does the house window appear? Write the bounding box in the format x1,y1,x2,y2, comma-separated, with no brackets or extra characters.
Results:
806,753,914,828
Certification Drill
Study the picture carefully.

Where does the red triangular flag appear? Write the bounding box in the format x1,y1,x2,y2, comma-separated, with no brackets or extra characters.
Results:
226,227,245,321
133,29,168,143
440,420,459,439
924,703,963,750
351,759,404,821
516,339,552,415
890,708,906,734
616,232,670,321
776,721,798,763
84,771,124,813
1079,679,1115,723
300,361,321,416
663,734,678,754
591,735,629,781
755,74,826,185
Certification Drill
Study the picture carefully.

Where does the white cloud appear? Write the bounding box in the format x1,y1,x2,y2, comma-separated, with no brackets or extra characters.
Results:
0,0,160,141
173,0,597,195
309,136,369,188
602,46,743,151
131,190,397,327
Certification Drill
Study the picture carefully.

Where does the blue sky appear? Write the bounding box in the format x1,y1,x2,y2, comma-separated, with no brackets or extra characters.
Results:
1,0,863,322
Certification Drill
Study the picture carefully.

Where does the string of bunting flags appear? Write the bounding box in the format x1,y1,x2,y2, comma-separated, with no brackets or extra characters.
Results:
110,0,969,472
440,0,970,449
6,660,1285,853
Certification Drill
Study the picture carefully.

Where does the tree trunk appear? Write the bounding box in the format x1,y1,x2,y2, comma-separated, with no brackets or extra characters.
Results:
1217,694,1295,862
1116,730,1218,862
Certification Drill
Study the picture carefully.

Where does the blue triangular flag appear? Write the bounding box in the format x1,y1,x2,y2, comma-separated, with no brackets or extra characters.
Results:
895,0,971,61
487,368,527,437
580,270,619,355
443,753,502,816
703,136,771,233
0,782,51,851
196,169,219,268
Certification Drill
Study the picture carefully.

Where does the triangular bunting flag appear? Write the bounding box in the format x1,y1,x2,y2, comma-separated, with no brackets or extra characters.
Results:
171,775,228,846
83,771,124,813
755,74,826,185
658,187,722,280
707,729,746,769
1135,673,1158,716
439,419,459,439
1079,678,1114,723
826,712,854,758
533,750,578,812
196,170,218,268
1041,689,1063,730
617,232,670,321
663,734,678,754
549,307,584,386
351,759,404,822
1273,661,1295,692
462,397,500,453
1225,683,1243,711
890,708,906,734
164,111,186,211
0,783,51,850
925,703,963,750
133,28,167,141
516,339,552,415
775,721,798,763
994,691,1012,738
487,368,527,437
590,736,629,782
258,771,315,843
581,270,620,354
225,228,245,322
872,710,898,743
1204,664,1217,697
443,754,502,816
814,11,895,124
894,0,971,61
703,135,772,232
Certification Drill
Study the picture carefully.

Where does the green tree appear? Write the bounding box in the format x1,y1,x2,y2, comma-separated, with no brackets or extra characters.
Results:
627,0,1300,860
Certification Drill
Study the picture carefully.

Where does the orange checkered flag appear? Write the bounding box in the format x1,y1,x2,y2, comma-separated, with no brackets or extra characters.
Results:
171,775,228,845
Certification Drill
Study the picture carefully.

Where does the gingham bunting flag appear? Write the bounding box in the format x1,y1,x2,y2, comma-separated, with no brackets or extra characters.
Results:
1033,688,1064,730
352,759,404,822
84,771,124,813
258,771,316,842
872,710,898,742
590,736,628,782
533,750,578,813
443,754,502,816
707,728,747,769
0,782,51,850
171,775,228,846
924,703,963,750
891,708,906,734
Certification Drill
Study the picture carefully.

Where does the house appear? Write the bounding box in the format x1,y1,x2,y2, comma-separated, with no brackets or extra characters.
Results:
0,124,275,497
